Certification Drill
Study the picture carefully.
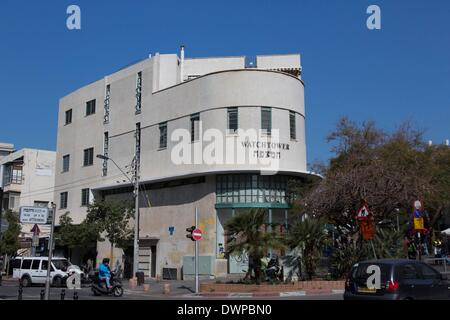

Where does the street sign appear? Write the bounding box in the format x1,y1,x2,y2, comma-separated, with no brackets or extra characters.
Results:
414,217,424,230
414,200,422,210
19,207,49,224
30,224,41,235
357,204,370,220
192,228,203,241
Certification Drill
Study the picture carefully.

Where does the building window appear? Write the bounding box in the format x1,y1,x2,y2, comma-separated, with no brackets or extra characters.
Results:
190,113,200,142
227,107,238,133
83,147,94,166
65,109,72,125
261,107,272,135
86,99,96,116
103,132,109,176
81,188,90,206
60,192,68,209
136,72,142,114
104,85,111,124
289,111,296,140
3,165,23,185
62,154,70,172
216,174,294,205
159,122,167,149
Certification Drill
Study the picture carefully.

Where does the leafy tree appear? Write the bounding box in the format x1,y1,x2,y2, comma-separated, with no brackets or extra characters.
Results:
0,210,21,274
225,209,285,284
86,200,134,266
289,117,450,278
286,215,329,280
56,212,100,253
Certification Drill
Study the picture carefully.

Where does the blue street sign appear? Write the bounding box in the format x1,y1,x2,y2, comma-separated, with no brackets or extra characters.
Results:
414,210,422,218
168,226,174,236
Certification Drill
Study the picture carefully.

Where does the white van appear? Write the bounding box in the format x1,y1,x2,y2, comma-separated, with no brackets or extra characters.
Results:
12,257,84,287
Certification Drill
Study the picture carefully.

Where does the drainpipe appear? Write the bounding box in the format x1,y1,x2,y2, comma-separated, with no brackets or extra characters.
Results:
180,45,185,83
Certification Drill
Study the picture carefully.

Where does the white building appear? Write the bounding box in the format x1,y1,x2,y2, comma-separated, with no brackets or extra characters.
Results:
0,147,56,244
55,48,314,278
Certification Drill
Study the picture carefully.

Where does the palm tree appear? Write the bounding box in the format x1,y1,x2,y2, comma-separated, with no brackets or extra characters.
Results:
225,208,285,284
286,215,329,280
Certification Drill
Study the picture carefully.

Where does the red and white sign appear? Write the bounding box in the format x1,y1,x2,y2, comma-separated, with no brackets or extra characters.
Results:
30,224,41,235
192,228,203,241
357,204,370,220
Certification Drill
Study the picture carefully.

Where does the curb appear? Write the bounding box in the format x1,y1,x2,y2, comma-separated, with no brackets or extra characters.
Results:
183,289,344,298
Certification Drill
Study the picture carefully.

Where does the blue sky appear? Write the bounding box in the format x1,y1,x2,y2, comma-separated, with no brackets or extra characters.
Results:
1,0,449,167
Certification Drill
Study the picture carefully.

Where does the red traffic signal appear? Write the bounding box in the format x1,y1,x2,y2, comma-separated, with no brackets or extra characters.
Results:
186,226,196,241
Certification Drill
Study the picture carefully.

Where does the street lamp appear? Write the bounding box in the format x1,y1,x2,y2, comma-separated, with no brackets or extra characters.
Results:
96,154,140,279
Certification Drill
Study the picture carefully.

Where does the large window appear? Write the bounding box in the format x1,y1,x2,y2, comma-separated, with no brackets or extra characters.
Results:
159,122,167,149
62,154,70,172
289,111,296,140
60,192,68,209
216,174,291,205
261,107,272,135
83,148,94,166
86,99,96,116
81,188,90,206
65,109,72,125
227,107,238,133
190,113,200,142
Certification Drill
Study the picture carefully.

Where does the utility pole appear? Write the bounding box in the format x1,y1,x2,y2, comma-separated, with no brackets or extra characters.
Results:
132,123,141,280
195,207,199,294
44,202,56,300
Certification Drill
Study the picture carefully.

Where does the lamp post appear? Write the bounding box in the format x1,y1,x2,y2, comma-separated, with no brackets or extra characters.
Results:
96,154,140,278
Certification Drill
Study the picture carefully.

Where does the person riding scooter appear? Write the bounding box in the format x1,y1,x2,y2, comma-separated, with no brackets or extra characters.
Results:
265,255,281,281
99,258,112,290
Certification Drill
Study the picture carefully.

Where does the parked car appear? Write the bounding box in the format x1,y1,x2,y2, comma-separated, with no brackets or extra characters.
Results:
344,259,450,300
12,256,85,287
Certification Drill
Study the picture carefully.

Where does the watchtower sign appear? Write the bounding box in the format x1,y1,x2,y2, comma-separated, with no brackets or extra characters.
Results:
19,207,49,224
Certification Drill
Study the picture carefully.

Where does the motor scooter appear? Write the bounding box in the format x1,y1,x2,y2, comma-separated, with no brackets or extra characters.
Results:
90,271,123,297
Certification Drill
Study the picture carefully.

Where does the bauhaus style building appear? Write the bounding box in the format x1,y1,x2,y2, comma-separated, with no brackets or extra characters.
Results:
55,48,313,278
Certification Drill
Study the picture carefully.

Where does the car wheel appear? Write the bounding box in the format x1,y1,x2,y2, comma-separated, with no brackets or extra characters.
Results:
53,277,62,287
21,275,31,287
113,286,123,297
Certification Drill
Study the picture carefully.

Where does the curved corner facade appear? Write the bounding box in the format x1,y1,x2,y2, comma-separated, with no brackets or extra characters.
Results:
54,52,311,278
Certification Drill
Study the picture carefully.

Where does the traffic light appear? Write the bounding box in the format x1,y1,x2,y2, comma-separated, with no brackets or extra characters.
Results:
186,226,196,241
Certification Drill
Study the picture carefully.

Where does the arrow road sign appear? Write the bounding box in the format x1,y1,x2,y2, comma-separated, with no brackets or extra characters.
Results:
30,224,41,235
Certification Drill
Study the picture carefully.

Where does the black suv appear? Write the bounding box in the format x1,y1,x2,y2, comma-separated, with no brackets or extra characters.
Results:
344,259,450,300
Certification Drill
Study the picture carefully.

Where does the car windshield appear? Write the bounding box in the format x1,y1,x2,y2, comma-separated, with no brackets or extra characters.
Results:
52,259,70,271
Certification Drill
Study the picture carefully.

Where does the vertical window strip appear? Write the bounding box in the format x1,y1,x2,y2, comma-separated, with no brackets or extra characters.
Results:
290,111,296,140
136,72,142,114
104,85,111,124
103,132,109,176
227,107,238,133
159,122,167,149
261,107,272,135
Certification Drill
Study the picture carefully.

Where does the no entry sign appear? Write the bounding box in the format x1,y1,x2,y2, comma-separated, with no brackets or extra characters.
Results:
192,228,203,241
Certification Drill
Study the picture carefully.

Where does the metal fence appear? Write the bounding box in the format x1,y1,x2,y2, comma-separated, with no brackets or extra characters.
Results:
424,257,450,274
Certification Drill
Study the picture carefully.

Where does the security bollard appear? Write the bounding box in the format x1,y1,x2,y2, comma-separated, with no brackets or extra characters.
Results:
73,291,78,300
40,289,45,300
18,287,23,300
61,289,65,300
